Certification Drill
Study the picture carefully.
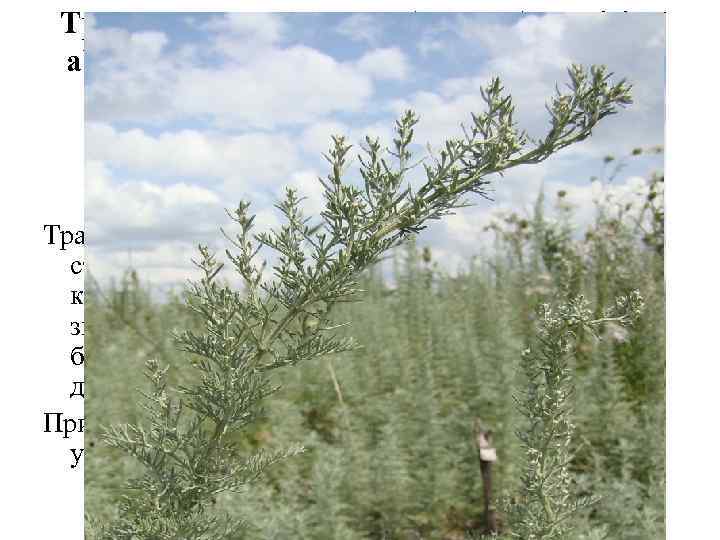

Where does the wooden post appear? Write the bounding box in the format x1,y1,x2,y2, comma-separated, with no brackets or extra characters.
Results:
474,418,498,534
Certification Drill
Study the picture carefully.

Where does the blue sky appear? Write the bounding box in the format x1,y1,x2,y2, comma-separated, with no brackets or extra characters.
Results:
85,12,665,289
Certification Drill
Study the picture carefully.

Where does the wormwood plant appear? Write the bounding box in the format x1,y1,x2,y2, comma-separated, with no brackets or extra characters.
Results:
88,65,631,540
507,291,644,540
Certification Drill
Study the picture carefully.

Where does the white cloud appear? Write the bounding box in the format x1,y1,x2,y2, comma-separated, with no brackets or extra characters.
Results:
86,122,303,198
201,13,288,64
85,159,330,287
349,122,395,150
202,13,286,45
174,46,374,130
86,159,224,249
86,242,206,290
299,119,396,158
335,14,381,44
417,165,655,268
414,16,457,57
355,48,409,81
543,175,655,231
86,14,169,61
390,90,484,148
86,21,183,125
396,13,664,158
86,160,286,287
300,121,350,157
86,16,404,130
284,170,326,216
418,38,446,56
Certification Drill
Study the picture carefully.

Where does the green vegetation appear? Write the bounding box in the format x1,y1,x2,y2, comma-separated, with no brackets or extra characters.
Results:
85,67,664,539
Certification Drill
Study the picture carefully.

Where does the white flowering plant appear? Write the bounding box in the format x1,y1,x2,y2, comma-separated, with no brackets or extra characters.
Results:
88,65,632,540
